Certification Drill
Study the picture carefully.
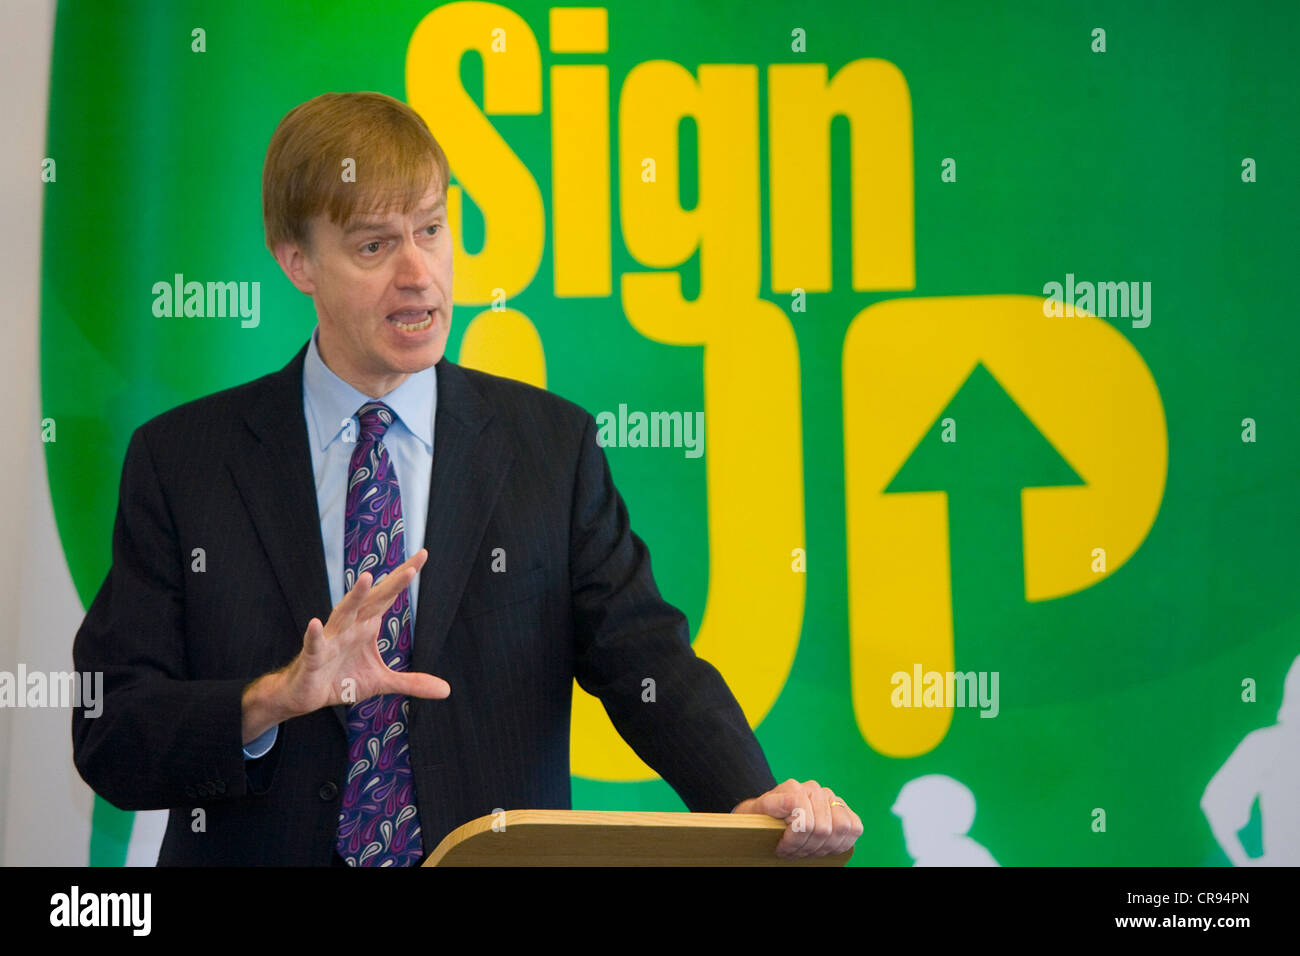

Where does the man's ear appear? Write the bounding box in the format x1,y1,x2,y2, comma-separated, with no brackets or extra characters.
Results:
271,239,317,296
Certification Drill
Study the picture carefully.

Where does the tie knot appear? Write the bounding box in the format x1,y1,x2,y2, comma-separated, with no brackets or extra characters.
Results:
355,401,396,443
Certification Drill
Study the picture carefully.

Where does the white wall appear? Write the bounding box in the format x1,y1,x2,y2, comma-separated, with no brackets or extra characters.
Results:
0,0,96,866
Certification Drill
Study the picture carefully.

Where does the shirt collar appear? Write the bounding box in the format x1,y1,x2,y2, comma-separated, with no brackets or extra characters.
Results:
303,326,436,453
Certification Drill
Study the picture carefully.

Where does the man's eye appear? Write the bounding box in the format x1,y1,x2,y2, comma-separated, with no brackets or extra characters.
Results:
424,224,441,237
362,241,382,254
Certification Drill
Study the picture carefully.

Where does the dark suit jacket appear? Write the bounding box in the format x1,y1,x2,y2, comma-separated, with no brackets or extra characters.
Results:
71,342,777,865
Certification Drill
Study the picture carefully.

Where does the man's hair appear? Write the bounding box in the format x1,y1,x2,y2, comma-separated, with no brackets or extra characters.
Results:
262,91,451,253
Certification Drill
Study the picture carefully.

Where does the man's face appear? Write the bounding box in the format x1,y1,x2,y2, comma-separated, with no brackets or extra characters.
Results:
280,182,452,397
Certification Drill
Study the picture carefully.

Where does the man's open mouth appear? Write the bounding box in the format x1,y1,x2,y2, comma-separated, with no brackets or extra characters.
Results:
387,309,434,332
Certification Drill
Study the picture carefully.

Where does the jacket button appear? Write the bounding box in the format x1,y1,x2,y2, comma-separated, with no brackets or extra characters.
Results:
319,782,339,801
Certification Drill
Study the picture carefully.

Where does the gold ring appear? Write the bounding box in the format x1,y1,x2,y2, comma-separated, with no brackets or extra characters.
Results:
830,800,846,809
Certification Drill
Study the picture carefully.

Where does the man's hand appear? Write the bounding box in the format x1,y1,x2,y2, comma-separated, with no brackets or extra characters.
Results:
733,778,863,859
241,548,451,743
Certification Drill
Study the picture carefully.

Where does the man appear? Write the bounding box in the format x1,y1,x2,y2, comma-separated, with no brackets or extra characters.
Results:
1201,653,1300,866
72,91,862,865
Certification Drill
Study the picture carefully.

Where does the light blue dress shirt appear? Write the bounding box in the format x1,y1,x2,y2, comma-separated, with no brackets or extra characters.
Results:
242,327,437,759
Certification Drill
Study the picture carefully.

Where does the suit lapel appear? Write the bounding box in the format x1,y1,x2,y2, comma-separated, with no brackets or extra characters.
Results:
227,343,343,727
410,359,514,674
227,344,513,732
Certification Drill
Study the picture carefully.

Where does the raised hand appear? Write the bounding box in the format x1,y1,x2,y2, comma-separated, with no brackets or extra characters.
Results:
241,548,450,743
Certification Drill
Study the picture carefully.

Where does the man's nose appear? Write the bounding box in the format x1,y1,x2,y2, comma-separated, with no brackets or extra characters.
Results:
394,237,434,288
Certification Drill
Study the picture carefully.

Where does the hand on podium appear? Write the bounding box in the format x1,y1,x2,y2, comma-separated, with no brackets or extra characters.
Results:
733,778,862,859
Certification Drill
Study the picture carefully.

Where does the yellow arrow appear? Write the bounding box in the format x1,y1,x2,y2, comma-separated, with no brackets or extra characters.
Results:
843,295,1167,757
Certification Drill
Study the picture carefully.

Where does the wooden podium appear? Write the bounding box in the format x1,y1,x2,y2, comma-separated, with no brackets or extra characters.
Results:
422,809,854,866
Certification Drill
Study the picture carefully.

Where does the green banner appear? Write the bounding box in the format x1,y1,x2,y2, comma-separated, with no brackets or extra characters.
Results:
44,0,1299,866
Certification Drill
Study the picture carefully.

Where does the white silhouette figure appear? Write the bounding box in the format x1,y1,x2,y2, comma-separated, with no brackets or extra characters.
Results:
1201,653,1300,866
891,774,998,866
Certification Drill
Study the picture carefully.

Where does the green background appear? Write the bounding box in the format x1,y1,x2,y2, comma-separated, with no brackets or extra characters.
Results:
42,0,1299,865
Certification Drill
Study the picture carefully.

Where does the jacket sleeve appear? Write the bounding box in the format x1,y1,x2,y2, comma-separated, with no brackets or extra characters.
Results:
71,424,281,810
567,412,777,812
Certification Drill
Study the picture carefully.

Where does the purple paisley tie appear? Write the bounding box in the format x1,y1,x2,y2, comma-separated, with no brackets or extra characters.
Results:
336,401,423,866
